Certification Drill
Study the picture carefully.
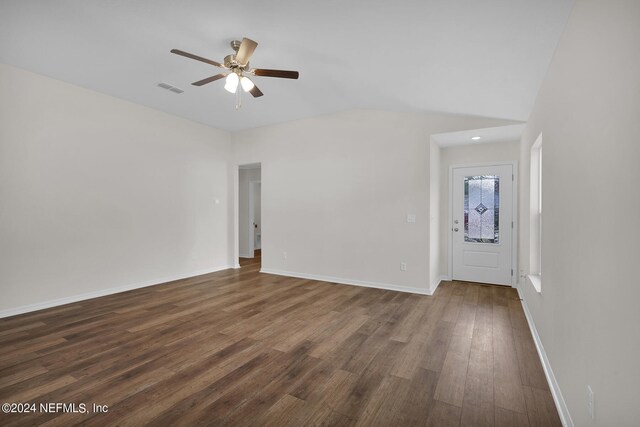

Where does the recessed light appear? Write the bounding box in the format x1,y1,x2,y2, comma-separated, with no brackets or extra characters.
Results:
471,136,481,141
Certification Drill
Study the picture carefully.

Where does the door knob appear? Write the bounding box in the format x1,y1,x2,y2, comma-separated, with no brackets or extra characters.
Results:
454,228,459,232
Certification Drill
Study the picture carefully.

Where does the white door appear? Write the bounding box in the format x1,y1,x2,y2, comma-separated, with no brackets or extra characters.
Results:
452,164,513,285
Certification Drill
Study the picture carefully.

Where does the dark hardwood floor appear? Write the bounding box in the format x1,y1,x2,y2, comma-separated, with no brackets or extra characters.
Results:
0,257,560,426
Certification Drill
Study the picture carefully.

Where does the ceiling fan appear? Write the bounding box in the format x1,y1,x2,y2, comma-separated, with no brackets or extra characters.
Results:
170,37,299,102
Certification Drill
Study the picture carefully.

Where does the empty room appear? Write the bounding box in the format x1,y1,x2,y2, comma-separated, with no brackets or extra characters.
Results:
0,1,638,426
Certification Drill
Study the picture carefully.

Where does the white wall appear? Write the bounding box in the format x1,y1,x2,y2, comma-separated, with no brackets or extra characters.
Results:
232,109,517,293
428,140,441,290
438,140,520,279
238,167,261,258
518,1,640,425
0,63,232,314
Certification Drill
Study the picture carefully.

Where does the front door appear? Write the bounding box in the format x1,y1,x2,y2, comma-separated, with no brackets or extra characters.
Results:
452,164,513,285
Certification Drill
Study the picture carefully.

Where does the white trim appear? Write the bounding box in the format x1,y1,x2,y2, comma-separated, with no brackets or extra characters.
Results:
527,274,542,293
248,180,261,257
529,133,543,278
239,252,254,259
431,275,449,294
233,164,240,265
0,265,235,319
512,162,519,287
260,268,433,296
235,163,262,265
517,286,573,427
448,165,453,279
448,161,518,287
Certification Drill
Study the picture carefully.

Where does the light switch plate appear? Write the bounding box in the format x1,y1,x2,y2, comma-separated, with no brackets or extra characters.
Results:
406,214,416,223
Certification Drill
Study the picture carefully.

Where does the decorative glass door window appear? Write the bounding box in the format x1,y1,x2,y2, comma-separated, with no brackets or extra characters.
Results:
464,175,500,243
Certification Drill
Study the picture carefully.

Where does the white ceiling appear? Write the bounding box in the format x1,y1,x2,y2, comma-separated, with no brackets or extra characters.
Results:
0,0,574,131
432,124,526,147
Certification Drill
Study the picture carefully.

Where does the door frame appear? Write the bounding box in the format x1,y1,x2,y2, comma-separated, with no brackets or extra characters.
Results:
248,180,261,255
234,162,262,267
448,161,518,287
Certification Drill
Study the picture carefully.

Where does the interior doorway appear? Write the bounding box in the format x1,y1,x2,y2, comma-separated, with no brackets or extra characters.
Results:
450,163,517,285
249,180,261,259
238,163,261,268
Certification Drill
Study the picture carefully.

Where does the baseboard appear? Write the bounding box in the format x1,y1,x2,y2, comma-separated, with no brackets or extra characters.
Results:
239,252,253,259
517,286,574,427
0,264,235,319
431,275,450,294
259,268,432,296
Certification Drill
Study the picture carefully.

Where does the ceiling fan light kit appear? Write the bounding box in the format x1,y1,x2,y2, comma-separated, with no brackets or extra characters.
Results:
224,72,239,93
170,37,299,109
240,76,255,92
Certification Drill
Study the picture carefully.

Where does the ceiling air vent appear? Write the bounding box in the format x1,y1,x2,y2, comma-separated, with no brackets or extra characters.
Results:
157,82,183,94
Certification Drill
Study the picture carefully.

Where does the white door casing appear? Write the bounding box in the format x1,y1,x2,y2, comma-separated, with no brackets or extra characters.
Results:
451,164,514,285
251,181,261,250
248,180,261,256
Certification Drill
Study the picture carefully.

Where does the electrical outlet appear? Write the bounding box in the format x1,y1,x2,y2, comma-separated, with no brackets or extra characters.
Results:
400,262,407,271
283,251,287,260
587,385,594,419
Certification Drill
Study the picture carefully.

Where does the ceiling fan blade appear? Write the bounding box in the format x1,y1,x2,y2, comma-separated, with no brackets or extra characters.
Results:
192,74,226,86
253,69,299,79
170,49,223,68
249,84,264,98
235,38,258,66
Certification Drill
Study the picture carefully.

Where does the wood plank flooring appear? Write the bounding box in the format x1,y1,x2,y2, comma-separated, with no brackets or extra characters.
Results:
0,256,561,426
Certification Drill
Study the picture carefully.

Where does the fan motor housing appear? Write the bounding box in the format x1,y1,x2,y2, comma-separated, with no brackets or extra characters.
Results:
224,54,249,70
224,54,236,68
230,40,242,52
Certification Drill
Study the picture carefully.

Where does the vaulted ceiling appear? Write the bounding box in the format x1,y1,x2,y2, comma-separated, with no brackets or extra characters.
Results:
0,0,574,131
